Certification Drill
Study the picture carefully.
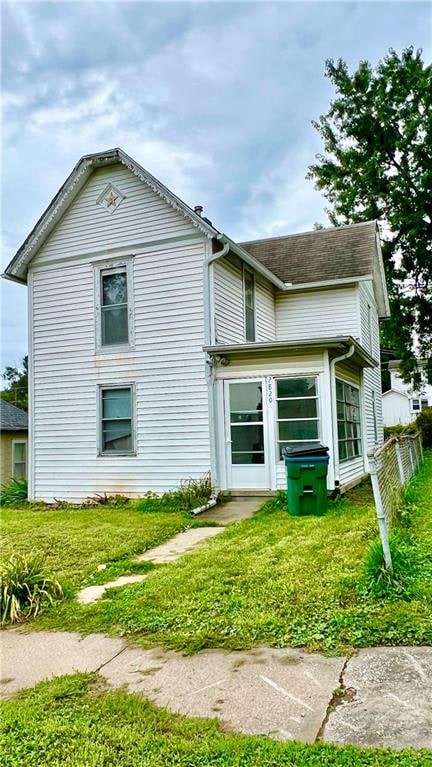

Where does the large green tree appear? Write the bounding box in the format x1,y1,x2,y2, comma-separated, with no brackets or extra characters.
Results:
308,47,432,385
1,356,28,411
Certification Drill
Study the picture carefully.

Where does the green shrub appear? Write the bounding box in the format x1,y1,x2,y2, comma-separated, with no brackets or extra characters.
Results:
416,406,432,447
0,478,28,507
136,473,213,514
0,551,63,624
360,532,417,600
383,421,416,441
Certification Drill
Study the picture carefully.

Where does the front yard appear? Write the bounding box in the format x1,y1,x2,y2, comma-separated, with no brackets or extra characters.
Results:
3,454,430,653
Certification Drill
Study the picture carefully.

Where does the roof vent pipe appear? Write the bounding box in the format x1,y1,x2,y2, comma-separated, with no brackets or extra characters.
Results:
194,205,203,216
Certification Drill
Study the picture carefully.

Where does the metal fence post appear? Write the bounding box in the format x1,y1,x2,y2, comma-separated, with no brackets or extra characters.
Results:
395,441,404,484
408,443,415,477
368,452,393,571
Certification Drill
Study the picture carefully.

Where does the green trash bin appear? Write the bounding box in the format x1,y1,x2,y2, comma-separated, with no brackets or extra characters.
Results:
283,444,329,516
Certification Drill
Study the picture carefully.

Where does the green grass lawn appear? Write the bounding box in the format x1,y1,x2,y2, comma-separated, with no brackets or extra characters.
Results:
30,453,432,652
1,504,199,592
2,673,430,767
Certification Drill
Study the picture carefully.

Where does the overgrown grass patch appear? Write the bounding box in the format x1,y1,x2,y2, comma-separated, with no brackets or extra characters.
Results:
2,673,430,767
0,505,199,593
40,457,432,652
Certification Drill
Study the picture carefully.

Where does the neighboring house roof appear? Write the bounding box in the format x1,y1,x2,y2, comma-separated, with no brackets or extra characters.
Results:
382,389,410,399
0,400,28,431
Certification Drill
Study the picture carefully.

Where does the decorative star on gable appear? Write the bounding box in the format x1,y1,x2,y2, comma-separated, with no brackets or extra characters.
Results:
96,183,125,214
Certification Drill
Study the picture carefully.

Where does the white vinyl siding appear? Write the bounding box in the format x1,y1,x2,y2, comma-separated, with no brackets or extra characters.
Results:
359,281,383,451
31,164,197,266
30,209,211,501
276,286,360,342
214,257,275,344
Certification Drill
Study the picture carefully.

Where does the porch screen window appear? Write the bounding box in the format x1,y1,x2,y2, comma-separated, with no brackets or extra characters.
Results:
12,442,27,479
276,377,319,458
100,387,133,454
336,380,361,462
243,268,255,342
101,268,128,346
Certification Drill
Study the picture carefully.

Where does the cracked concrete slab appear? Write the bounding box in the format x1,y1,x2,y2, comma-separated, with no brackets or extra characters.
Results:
0,630,126,697
77,574,147,605
135,526,223,564
324,646,432,750
100,644,345,742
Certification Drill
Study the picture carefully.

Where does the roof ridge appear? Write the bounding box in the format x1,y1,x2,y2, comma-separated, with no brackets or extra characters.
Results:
240,220,377,246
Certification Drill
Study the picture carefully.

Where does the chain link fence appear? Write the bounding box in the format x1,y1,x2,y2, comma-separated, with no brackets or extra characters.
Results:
367,432,423,570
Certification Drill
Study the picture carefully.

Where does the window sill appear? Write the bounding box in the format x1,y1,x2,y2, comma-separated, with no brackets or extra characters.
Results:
95,344,135,355
97,452,137,458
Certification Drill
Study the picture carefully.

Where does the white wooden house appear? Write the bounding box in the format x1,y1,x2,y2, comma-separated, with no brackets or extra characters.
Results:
3,149,390,502
382,361,431,427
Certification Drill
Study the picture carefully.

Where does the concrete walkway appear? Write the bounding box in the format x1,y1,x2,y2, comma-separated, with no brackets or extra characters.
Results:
1,630,431,749
77,497,262,605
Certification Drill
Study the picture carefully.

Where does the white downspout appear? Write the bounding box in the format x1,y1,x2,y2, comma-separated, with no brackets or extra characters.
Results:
203,235,230,496
330,344,355,489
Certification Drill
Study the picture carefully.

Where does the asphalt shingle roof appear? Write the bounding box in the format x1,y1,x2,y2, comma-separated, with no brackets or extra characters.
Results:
0,400,28,431
240,221,377,285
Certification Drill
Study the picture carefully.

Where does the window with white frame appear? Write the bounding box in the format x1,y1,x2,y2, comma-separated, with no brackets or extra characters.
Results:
99,386,134,454
412,398,429,412
276,377,319,458
336,380,362,461
95,260,133,350
243,267,255,342
12,441,27,479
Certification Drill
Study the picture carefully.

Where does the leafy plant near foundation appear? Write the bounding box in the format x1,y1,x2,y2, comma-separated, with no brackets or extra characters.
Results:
1,673,430,767
0,551,63,624
136,473,213,514
0,478,28,507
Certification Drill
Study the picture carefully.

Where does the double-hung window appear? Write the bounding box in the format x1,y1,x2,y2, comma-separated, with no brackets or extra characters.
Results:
412,398,429,412
12,441,27,479
95,259,133,350
243,267,255,342
276,377,319,458
99,386,134,455
336,380,362,461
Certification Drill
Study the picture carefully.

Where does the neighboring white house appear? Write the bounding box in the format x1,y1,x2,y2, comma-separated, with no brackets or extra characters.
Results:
382,361,431,427
3,148,390,502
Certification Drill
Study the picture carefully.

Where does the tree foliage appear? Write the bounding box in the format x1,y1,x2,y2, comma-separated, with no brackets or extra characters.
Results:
308,48,432,385
1,356,28,411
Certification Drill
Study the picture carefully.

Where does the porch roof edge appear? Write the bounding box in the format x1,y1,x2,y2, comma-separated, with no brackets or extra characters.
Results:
203,336,378,368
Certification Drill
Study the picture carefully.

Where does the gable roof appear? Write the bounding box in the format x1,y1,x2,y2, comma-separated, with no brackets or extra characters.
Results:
3,148,389,315
241,221,390,318
3,148,285,291
0,400,28,431
3,148,220,284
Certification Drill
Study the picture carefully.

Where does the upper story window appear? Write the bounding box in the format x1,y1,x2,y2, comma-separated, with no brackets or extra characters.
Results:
412,398,429,412
94,259,134,351
243,266,256,342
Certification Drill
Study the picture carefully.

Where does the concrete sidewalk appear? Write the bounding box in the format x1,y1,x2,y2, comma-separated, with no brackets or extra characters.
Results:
1,629,431,749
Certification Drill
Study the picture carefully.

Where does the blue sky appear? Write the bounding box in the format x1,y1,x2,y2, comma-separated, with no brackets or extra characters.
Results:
1,0,430,371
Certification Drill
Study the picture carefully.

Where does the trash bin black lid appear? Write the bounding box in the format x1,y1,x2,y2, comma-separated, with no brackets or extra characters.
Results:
282,443,329,457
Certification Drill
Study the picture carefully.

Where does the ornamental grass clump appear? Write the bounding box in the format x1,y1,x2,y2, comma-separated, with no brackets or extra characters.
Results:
0,551,63,625
0,478,28,507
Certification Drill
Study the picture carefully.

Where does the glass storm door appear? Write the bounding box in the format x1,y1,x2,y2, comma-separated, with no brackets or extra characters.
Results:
225,379,269,489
